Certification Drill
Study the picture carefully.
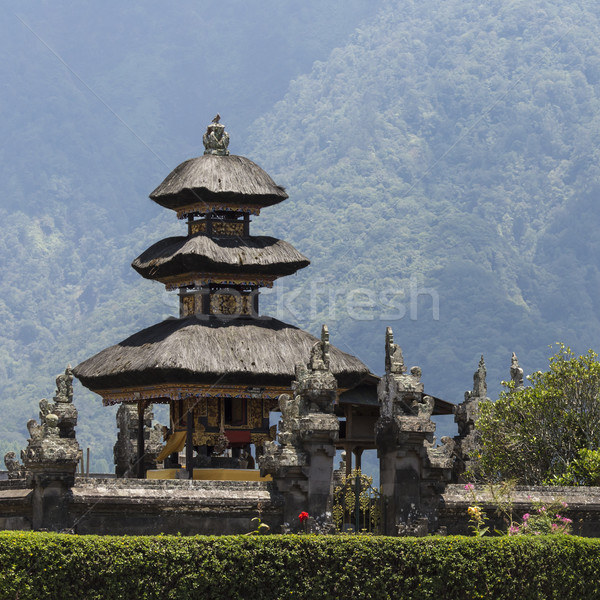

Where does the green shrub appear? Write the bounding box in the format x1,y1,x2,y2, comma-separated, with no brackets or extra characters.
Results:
1,532,599,599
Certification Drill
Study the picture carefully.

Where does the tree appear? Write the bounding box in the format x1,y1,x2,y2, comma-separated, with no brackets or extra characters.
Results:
475,345,600,485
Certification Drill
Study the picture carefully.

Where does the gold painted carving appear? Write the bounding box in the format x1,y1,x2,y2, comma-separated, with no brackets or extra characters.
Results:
181,295,196,317
189,221,207,235
249,399,263,429
210,292,252,316
192,423,206,446
100,383,290,406
212,221,244,236
193,397,207,419
207,398,219,427
195,432,221,447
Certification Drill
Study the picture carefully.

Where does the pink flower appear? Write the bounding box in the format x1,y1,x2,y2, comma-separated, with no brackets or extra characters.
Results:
522,513,530,521
508,525,519,535
551,523,558,531
561,517,572,524
464,483,474,491
562,501,568,508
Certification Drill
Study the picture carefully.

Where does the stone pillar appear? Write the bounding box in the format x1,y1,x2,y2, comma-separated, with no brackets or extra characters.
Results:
22,366,82,531
376,328,453,535
260,325,339,531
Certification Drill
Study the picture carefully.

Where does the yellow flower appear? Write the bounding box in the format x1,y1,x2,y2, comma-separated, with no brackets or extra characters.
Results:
467,506,482,519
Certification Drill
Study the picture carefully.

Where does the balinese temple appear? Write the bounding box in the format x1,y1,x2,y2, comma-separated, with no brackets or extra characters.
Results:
74,115,453,479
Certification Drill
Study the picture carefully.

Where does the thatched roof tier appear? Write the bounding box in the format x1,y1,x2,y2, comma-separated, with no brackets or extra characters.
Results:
132,235,310,282
150,155,288,212
73,316,371,395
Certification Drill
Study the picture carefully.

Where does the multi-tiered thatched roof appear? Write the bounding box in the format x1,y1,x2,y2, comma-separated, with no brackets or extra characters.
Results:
75,117,373,403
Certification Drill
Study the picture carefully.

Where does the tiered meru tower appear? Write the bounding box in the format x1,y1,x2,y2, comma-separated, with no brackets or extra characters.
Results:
74,116,370,477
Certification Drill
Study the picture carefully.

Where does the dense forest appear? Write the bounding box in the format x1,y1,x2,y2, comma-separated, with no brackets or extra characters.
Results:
2,0,600,470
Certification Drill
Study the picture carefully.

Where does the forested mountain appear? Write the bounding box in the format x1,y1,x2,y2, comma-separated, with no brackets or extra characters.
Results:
1,0,599,469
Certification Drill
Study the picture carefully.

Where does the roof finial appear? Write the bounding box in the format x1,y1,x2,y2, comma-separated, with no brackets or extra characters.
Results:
203,114,229,156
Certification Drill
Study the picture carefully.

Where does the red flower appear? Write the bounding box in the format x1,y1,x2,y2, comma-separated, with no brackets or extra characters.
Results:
298,511,309,522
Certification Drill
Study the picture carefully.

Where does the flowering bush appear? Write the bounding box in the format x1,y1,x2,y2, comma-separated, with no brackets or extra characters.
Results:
463,482,572,536
508,500,572,536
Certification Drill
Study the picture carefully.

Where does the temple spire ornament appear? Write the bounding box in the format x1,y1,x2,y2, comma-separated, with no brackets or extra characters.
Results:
510,352,524,389
470,355,487,400
385,326,405,375
203,114,230,155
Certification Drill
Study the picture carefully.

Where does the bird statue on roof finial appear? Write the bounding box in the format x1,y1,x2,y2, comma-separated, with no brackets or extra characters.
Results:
203,114,229,155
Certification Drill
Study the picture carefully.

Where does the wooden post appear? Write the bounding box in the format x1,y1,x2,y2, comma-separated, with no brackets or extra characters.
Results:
345,444,352,477
344,405,352,477
186,403,194,480
354,448,363,471
137,400,145,479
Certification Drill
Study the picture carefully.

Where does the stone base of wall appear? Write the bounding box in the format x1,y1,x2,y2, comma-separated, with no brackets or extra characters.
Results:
0,477,283,535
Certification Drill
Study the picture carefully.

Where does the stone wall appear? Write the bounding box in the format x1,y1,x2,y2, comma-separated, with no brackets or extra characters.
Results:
0,476,282,535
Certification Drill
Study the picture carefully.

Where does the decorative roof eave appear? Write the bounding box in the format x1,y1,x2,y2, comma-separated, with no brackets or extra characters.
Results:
177,203,262,219
162,273,277,291
98,383,293,406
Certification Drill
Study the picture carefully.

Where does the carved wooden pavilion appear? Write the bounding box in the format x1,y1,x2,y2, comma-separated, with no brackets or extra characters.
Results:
74,116,374,478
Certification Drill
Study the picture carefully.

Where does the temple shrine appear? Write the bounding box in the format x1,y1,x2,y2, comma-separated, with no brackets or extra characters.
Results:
4,116,569,537
73,115,376,479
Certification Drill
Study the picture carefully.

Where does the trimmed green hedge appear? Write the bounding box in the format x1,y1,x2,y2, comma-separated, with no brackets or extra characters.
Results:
1,532,599,599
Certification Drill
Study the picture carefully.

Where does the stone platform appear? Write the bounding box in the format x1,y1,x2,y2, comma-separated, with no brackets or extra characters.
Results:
146,468,272,482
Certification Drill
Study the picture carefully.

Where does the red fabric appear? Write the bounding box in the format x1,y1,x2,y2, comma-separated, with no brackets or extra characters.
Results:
225,430,251,444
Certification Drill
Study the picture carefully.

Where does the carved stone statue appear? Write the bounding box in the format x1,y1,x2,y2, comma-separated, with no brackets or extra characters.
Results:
385,326,406,374
4,451,25,479
27,418,44,442
309,324,330,371
414,394,435,419
203,114,230,156
278,393,302,447
39,398,52,421
54,365,74,403
510,352,524,389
